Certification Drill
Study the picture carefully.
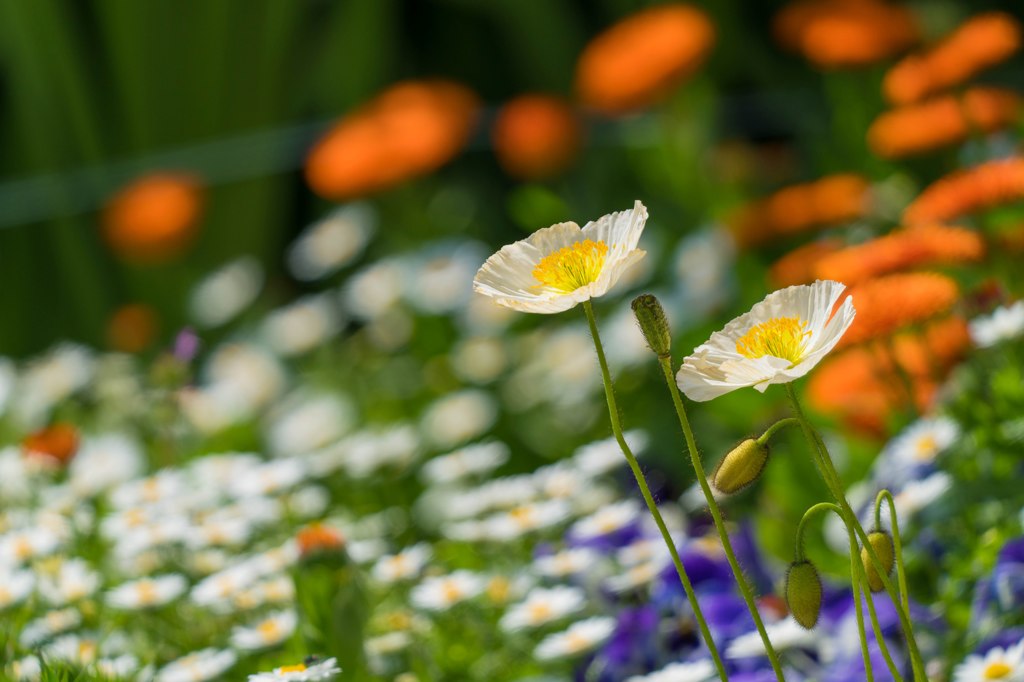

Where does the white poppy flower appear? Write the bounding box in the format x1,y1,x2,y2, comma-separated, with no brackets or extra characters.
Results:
676,280,855,401
953,638,1024,682
473,201,648,314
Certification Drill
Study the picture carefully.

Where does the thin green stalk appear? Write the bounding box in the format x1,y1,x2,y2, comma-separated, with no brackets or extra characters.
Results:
583,301,729,678
876,490,912,621
785,384,926,680
756,417,800,446
860,567,904,681
656,355,786,681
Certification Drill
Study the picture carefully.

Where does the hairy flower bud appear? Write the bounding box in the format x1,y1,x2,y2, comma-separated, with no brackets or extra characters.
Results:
785,560,822,629
711,439,768,494
861,530,895,593
631,294,672,357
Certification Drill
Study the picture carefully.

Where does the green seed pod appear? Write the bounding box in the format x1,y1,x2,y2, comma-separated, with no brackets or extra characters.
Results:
631,294,672,357
711,439,768,494
785,560,822,629
861,530,895,593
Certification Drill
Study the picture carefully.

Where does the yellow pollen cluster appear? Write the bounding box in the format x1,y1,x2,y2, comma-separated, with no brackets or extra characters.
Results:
735,316,810,365
984,662,1012,679
913,435,938,461
279,664,307,673
532,239,609,292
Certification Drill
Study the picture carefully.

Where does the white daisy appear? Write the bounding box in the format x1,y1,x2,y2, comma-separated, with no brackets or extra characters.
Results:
372,544,432,584
533,547,600,579
231,609,298,650
0,569,34,610
969,301,1024,348
485,499,572,541
189,256,264,328
249,657,342,681
262,294,344,357
106,574,188,609
875,416,959,484
726,617,818,659
287,203,374,281
574,431,648,476
37,558,101,605
626,659,716,682
420,441,510,486
156,648,237,682
570,500,642,541
410,570,485,611
500,585,586,631
676,280,855,401
419,389,497,449
953,638,1024,682
534,616,617,660
473,201,648,314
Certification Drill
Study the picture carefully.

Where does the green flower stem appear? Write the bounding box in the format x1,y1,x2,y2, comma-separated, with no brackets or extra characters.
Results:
795,502,879,681
785,384,926,680
876,490,913,622
756,417,801,446
583,301,729,679
860,566,904,681
656,355,787,682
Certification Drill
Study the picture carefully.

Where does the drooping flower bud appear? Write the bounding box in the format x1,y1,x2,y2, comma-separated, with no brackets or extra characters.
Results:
861,530,895,593
631,294,672,357
785,560,822,629
711,439,768,494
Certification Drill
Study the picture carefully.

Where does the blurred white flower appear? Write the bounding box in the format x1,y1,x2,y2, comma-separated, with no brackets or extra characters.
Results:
19,608,82,648
404,241,486,314
626,660,716,682
574,431,648,476
189,256,264,328
14,344,94,426
107,574,188,610
500,585,586,631
451,336,508,384
420,389,497,449
534,616,616,660
875,416,959,486
420,441,509,485
0,569,34,609
263,294,344,357
249,657,342,681
267,392,354,457
68,433,145,498
288,203,374,281
952,637,1024,682
726,617,817,659
969,301,1024,348
0,357,16,416
231,609,297,650
37,558,100,605
570,500,642,541
410,571,485,611
533,547,600,579
343,258,405,320
372,543,432,584
485,499,572,541
156,648,237,682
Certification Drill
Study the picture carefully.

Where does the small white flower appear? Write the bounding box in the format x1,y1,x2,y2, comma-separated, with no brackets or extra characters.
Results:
106,574,188,610
249,657,342,681
156,648,237,682
263,294,344,357
626,659,716,682
574,431,648,476
189,256,264,328
875,416,959,485
485,499,572,541
889,472,952,520
372,544,432,584
571,500,642,541
534,616,616,660
953,638,1024,682
231,609,298,650
37,558,101,605
9,655,41,682
676,280,855,401
68,433,145,497
726,617,817,659
500,586,586,631
969,301,1024,348
410,571,485,611
0,526,62,565
473,201,648,314
287,203,374,281
533,547,600,579
420,389,497,449
420,441,510,485
606,559,667,594
43,633,100,664
0,569,35,610
19,608,82,648
267,393,354,458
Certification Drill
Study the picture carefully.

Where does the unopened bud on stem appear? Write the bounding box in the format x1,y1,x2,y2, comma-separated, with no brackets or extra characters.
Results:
785,560,822,629
712,439,768,494
631,294,672,357
861,530,895,593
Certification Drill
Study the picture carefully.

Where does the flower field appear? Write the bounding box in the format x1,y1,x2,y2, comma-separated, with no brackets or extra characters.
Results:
0,2,1023,681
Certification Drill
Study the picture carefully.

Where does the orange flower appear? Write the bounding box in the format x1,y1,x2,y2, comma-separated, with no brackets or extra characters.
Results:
903,157,1024,225
840,272,959,347
575,4,714,114
813,225,984,285
883,12,1022,105
22,423,80,467
808,315,969,433
769,238,843,287
107,304,159,354
492,95,581,179
296,523,345,558
731,174,871,247
774,0,918,68
868,88,1020,159
103,173,203,263
306,80,480,199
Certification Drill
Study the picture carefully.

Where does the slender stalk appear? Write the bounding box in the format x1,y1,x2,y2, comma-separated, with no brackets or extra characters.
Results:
656,355,786,681
785,384,926,680
860,569,904,681
583,301,729,678
876,490,913,622
756,417,800,446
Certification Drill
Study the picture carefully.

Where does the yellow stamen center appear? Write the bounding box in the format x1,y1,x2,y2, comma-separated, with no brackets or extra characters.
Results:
136,580,158,605
279,664,307,673
735,316,810,365
913,435,938,461
258,619,282,641
528,602,553,622
984,662,1012,679
532,240,609,293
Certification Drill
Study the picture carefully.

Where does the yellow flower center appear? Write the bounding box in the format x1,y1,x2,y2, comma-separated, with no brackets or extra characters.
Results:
279,664,307,673
528,602,553,622
532,240,609,292
984,662,1012,679
735,316,810,365
913,435,938,461
258,619,282,641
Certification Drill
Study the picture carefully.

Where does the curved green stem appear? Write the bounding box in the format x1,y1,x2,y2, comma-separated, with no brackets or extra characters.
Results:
876,490,913,623
757,418,801,446
846,517,877,682
794,502,841,562
860,568,904,681
583,301,729,679
785,383,925,680
656,355,786,681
